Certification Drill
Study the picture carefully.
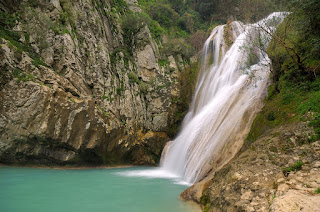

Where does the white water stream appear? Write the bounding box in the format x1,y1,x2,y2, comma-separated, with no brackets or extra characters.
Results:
121,12,288,185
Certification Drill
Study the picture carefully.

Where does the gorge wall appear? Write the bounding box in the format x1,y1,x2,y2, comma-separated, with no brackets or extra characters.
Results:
0,0,185,166
179,5,320,210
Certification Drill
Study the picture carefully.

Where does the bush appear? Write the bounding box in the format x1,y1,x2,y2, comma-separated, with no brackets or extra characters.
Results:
0,15,48,69
110,0,128,14
59,0,76,28
121,13,148,46
127,72,140,84
267,1,320,83
283,161,303,177
0,10,17,29
178,11,199,33
161,38,194,60
148,19,164,40
267,111,275,121
147,3,179,27
309,113,320,141
139,82,149,94
197,0,218,20
12,68,36,82
188,30,209,52
137,12,164,40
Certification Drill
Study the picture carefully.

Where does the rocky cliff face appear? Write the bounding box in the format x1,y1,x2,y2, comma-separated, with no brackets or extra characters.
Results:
182,120,320,211
0,0,183,165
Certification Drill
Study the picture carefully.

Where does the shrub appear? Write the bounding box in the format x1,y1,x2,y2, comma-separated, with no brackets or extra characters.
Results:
158,59,170,67
59,0,76,28
121,13,148,46
200,194,210,206
110,0,128,14
188,30,209,52
127,72,140,84
139,82,149,94
282,161,303,177
0,10,17,29
147,3,179,27
267,111,275,121
116,87,124,95
161,38,194,60
134,12,165,40
12,68,36,82
140,12,165,40
178,11,199,33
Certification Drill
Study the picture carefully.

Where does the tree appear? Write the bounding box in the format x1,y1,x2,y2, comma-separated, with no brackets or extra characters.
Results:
147,3,179,27
266,0,320,80
121,13,148,46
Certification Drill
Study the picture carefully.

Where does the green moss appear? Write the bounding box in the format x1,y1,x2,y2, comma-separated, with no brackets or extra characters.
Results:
167,62,199,137
104,91,115,103
0,11,48,69
116,80,125,96
315,187,320,194
12,68,36,82
32,57,47,68
204,205,210,212
223,22,233,48
158,59,170,67
269,146,277,152
200,194,210,206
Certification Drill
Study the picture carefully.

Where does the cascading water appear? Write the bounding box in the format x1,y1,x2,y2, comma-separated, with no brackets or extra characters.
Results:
119,12,288,185
160,12,288,184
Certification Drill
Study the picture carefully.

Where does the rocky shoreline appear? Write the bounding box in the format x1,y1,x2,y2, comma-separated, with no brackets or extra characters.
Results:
182,121,320,211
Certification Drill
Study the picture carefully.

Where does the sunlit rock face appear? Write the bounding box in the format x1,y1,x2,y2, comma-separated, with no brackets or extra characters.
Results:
0,0,181,165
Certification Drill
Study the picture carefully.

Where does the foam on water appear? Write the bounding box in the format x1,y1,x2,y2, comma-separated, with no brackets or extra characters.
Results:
117,168,192,186
117,168,179,179
160,12,288,184
118,13,288,186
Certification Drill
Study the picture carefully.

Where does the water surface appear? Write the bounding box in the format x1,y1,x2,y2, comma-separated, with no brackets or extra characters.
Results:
0,166,199,212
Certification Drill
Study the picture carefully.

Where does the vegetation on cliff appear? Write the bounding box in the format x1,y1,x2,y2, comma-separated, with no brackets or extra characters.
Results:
0,0,297,141
0,0,318,178
197,0,320,210
246,0,320,147
0,0,185,166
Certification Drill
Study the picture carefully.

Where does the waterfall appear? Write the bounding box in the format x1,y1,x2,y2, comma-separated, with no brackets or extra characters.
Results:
160,12,288,184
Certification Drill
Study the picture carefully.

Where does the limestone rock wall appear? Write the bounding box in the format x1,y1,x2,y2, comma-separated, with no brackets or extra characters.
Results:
0,0,181,165
182,121,320,211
